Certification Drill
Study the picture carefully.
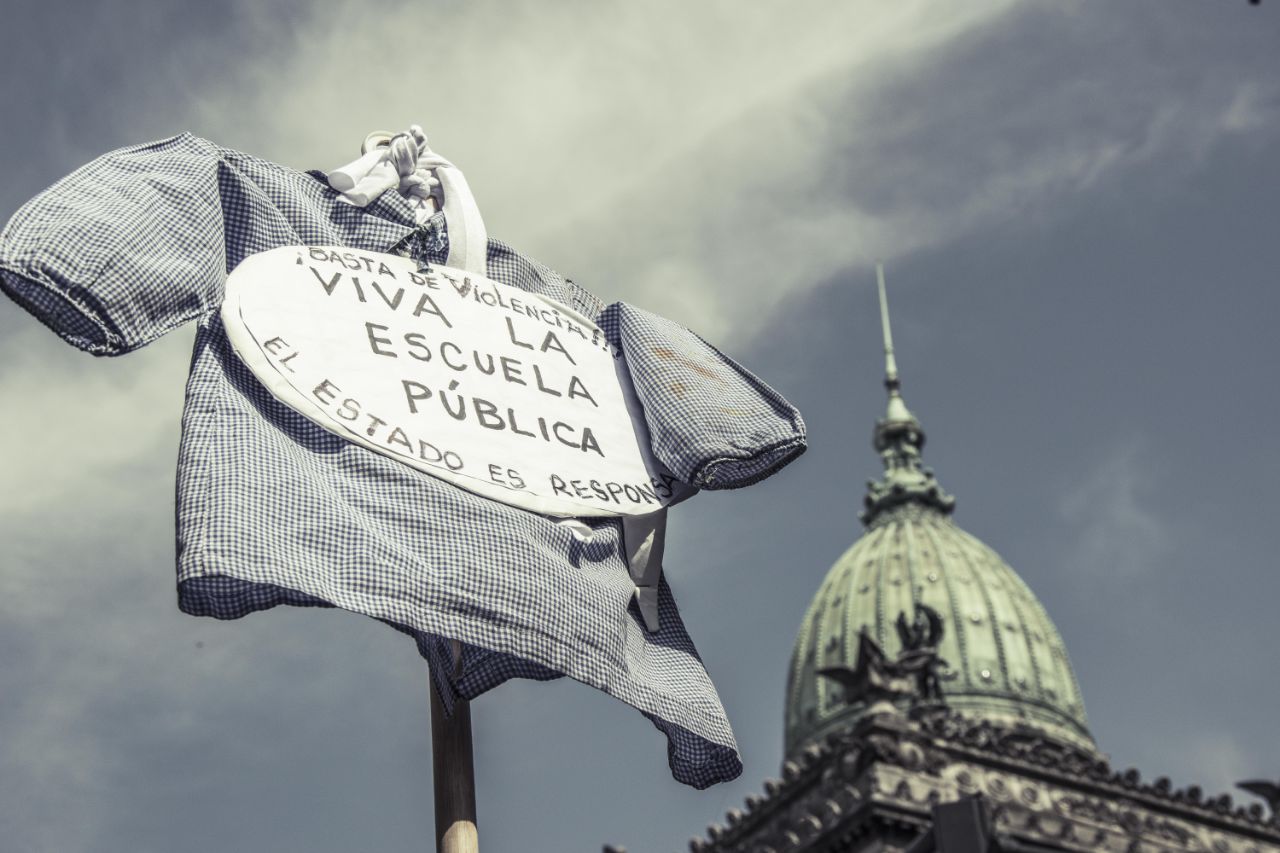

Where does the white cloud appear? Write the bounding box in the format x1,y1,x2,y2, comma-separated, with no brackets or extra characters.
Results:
1221,82,1276,135
152,0,1279,348
171,0,1022,341
1059,441,1172,580
0,327,190,513
1181,731,1251,801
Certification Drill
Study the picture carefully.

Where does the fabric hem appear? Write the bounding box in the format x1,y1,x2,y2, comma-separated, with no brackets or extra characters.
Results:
691,434,808,490
175,573,737,749
0,263,123,355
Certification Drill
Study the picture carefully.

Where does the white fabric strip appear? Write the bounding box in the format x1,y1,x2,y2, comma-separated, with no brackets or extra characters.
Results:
433,164,487,275
622,509,668,632
329,125,488,274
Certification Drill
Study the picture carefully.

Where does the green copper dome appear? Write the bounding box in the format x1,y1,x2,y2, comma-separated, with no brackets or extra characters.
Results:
784,270,1094,757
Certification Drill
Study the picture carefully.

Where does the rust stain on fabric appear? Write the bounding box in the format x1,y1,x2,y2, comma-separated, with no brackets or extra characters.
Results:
652,347,727,384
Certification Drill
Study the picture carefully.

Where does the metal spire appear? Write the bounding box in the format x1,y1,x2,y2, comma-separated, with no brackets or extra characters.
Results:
861,265,956,526
878,263,898,385
877,263,914,425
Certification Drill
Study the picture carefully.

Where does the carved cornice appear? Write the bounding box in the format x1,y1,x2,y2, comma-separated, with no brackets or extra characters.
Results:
912,707,1104,778
912,707,1278,836
690,708,1280,852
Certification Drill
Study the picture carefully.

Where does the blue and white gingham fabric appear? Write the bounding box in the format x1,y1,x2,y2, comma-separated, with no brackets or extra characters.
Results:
0,133,806,788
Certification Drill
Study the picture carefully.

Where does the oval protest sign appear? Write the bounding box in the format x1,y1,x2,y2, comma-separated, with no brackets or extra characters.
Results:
221,246,690,518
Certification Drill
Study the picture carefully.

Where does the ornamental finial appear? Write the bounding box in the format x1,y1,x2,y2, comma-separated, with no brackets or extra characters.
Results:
861,266,956,525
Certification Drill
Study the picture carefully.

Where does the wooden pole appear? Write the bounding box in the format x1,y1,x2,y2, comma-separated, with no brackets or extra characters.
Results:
430,645,478,853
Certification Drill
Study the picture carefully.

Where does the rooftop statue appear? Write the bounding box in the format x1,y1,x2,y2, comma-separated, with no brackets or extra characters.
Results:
817,603,953,712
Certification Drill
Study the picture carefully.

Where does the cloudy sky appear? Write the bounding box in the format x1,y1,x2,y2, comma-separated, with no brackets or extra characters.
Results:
1,1,1278,851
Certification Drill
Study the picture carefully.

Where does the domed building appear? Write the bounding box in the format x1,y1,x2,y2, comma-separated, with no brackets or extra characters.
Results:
785,318,1092,758
685,273,1280,853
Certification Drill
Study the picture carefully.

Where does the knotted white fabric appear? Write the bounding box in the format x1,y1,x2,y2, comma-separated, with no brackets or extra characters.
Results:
328,125,488,274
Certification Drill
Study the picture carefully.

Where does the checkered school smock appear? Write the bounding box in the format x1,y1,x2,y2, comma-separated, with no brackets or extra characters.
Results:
0,133,806,788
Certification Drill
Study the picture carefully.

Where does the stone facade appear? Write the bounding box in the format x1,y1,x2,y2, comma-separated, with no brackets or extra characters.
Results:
692,708,1280,853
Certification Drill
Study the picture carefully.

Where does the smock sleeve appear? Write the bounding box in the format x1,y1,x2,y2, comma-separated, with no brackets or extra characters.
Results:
0,133,226,356
607,302,806,490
